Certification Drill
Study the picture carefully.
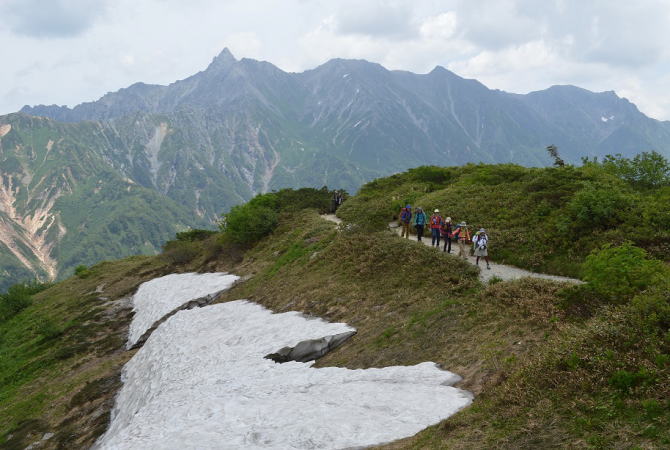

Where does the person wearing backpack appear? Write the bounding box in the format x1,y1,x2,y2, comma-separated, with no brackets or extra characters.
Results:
472,228,491,269
414,207,426,241
399,205,412,238
429,209,443,248
452,221,471,259
440,217,453,253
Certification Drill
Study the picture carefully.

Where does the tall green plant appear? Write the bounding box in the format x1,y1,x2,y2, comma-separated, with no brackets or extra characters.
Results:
582,242,666,302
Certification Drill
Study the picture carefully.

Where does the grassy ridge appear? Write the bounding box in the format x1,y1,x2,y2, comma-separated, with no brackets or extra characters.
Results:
338,161,670,277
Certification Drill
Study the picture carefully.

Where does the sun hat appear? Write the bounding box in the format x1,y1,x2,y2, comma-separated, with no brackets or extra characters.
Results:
434,209,439,213
446,217,452,222
479,228,485,233
460,222,467,226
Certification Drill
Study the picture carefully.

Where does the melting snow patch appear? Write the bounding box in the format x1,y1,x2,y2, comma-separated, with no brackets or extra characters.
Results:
97,300,472,449
126,273,239,348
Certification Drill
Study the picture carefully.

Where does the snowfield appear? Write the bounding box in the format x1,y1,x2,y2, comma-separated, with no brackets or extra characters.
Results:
126,272,239,347
98,274,472,449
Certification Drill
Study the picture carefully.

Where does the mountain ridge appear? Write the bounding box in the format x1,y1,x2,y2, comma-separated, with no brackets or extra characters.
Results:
4,48,670,287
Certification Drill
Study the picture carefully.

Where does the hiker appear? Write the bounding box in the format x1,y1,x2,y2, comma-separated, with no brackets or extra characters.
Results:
336,191,344,208
399,205,412,238
330,191,339,213
441,217,453,253
472,228,491,269
452,222,471,259
429,209,443,247
414,207,426,241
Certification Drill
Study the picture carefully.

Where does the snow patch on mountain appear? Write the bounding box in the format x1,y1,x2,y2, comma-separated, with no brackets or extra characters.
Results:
97,274,472,449
126,272,239,348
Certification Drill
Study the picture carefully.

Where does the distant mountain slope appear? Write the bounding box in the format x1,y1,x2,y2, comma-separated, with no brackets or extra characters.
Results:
4,48,670,287
0,115,200,289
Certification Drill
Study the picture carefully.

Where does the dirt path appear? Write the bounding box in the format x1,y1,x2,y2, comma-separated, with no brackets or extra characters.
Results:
321,214,581,284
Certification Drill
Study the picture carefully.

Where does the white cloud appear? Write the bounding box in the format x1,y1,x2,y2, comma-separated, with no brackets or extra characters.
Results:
419,13,458,40
0,0,110,38
224,32,263,60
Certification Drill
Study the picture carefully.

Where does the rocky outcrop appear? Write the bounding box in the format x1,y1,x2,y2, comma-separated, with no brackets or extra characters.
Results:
265,330,356,363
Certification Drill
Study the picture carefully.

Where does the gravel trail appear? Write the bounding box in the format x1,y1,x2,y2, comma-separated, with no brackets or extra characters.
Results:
321,215,581,284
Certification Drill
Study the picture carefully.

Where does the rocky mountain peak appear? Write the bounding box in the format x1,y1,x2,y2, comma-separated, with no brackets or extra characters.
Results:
206,47,237,72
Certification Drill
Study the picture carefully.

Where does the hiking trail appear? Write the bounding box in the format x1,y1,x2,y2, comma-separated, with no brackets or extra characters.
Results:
321,214,581,284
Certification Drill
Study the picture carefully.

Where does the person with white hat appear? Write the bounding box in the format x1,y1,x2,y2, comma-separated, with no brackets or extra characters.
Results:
472,228,491,269
429,209,443,248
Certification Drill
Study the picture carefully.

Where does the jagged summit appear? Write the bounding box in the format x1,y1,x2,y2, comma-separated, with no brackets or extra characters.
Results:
206,47,237,71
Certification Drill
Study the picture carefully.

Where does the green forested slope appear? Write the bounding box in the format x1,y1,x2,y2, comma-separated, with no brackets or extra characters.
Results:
0,115,203,290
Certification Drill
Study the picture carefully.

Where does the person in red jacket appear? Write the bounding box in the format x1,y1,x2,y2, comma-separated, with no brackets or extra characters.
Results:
429,209,443,248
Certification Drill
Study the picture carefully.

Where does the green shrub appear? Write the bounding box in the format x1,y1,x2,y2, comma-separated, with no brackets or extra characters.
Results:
74,265,91,278
0,282,50,323
220,188,341,244
174,229,217,242
602,151,670,188
525,166,584,206
408,166,455,186
567,183,631,231
162,240,201,264
275,187,339,213
631,287,670,330
582,242,666,302
222,203,279,245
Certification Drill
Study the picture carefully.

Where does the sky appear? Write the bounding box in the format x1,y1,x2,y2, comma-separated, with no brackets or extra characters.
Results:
2,0,670,119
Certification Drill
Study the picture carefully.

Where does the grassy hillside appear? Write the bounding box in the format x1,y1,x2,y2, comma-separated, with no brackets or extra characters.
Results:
0,169,668,448
338,154,670,277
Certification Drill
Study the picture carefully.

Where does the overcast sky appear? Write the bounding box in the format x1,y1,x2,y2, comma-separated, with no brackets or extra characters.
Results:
2,0,670,119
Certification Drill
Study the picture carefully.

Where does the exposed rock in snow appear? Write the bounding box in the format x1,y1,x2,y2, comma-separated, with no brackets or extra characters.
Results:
126,272,239,348
265,330,356,363
97,298,472,449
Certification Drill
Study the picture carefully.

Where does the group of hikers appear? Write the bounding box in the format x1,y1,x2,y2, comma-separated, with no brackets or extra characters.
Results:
399,204,491,269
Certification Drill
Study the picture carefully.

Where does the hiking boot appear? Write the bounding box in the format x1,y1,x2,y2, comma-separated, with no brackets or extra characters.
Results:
487,265,491,270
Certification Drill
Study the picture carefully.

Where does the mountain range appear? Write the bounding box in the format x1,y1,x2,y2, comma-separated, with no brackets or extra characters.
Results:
2,48,670,288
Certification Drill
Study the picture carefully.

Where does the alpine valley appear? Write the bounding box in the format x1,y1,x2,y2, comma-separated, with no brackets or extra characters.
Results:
2,48,670,288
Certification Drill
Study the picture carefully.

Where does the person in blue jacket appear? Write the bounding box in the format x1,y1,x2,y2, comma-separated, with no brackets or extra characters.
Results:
413,207,427,242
